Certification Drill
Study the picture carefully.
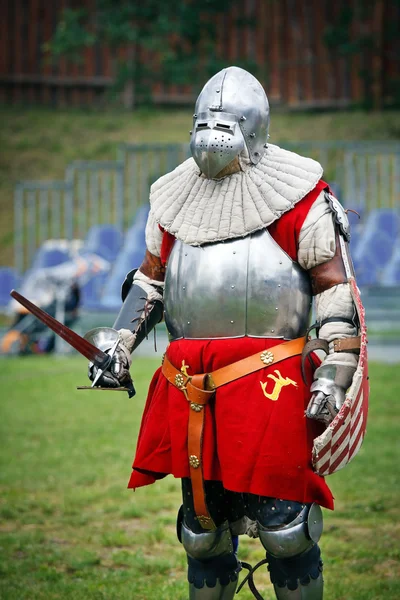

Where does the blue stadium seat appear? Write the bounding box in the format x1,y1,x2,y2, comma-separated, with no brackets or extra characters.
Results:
353,209,399,282
100,245,145,310
32,247,71,269
99,207,148,309
0,268,21,308
349,227,360,255
363,208,399,239
347,209,364,230
124,223,146,251
123,204,149,250
381,242,400,286
352,254,379,287
84,224,123,263
132,203,150,226
80,271,110,310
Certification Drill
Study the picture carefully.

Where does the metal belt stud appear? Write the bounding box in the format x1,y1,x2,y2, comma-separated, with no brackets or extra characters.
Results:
175,373,185,388
190,402,203,412
260,350,274,365
174,372,192,401
189,455,200,468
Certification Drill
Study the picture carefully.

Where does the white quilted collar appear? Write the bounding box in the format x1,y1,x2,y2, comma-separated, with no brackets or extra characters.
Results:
150,144,323,246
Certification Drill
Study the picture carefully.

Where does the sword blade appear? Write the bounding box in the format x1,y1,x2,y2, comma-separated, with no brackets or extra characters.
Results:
10,290,110,368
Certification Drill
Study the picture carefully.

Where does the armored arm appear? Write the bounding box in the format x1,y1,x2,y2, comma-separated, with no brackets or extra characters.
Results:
113,251,165,354
88,212,165,388
298,190,361,425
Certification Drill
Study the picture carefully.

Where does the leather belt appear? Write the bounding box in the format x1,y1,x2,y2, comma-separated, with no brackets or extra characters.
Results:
162,336,306,530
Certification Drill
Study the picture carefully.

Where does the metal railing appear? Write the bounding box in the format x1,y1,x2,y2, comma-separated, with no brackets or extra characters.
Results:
66,161,125,238
14,180,73,274
14,141,400,273
283,141,400,211
117,143,191,223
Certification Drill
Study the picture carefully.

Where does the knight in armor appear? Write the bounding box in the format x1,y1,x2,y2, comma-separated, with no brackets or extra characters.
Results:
89,67,367,599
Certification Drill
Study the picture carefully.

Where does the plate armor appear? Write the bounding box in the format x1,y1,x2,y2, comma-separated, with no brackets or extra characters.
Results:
164,230,312,341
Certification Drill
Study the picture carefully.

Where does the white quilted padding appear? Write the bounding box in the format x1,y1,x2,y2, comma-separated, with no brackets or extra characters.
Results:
149,144,323,245
134,270,164,300
298,192,337,270
315,284,359,369
118,329,136,358
145,210,163,257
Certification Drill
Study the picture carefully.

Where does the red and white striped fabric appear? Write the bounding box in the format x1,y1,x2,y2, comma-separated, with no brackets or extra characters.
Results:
312,277,369,476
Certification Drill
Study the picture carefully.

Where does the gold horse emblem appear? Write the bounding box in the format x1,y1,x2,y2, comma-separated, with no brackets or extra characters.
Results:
180,360,190,377
260,369,298,401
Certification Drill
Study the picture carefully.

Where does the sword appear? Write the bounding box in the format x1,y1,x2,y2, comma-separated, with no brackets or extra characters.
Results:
10,290,135,398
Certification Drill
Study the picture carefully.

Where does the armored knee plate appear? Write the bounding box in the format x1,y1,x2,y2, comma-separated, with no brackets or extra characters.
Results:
258,504,323,559
181,520,234,560
181,520,240,599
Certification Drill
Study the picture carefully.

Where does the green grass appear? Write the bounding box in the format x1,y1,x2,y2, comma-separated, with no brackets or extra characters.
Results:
1,106,399,265
0,356,399,599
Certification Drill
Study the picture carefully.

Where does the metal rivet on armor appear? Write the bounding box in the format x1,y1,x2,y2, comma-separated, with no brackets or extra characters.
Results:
240,116,246,121
230,320,234,324
250,132,256,138
189,130,192,134
193,113,197,118
264,143,268,148
233,251,236,254
189,455,200,468
271,329,274,333
182,286,186,290
216,89,220,93
275,307,278,311
254,152,259,156
279,261,282,265
288,506,291,510
271,506,276,510
187,321,191,324
278,284,281,287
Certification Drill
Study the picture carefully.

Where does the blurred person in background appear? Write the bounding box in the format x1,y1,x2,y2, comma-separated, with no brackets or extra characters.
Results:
89,67,367,600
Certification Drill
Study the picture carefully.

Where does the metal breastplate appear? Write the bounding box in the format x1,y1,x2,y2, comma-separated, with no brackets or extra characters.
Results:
164,230,312,340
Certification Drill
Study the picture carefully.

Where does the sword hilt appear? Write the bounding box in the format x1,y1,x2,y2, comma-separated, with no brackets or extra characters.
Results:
91,337,119,388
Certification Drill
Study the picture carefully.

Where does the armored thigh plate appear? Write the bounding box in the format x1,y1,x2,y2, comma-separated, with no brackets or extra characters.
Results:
164,230,312,340
258,504,323,559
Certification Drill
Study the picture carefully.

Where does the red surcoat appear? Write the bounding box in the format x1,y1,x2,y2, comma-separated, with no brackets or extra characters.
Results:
128,180,334,510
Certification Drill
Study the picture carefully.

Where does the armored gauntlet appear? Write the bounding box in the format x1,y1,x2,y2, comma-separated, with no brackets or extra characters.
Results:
88,333,133,388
